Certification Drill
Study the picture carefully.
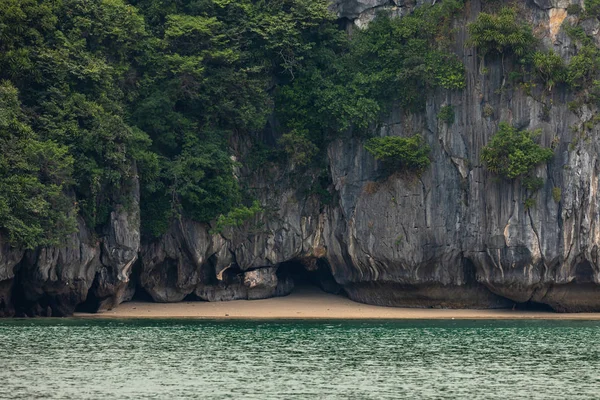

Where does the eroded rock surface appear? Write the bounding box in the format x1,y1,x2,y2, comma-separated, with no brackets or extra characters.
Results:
0,179,141,317
0,234,24,317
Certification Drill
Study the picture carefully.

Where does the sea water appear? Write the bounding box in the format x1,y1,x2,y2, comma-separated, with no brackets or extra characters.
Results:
0,319,599,399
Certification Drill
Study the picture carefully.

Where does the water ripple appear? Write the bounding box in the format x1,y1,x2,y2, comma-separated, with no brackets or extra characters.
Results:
0,319,599,399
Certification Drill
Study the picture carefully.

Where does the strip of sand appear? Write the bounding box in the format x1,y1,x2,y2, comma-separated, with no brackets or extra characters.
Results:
74,287,600,320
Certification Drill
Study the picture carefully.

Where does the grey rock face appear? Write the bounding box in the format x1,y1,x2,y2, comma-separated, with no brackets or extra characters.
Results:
0,177,141,317
140,219,211,302
0,234,24,316
533,0,573,9
195,267,294,301
332,0,435,28
91,178,141,311
16,217,101,316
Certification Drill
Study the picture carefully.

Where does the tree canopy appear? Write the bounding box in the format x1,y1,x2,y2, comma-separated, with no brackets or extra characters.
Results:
0,0,467,246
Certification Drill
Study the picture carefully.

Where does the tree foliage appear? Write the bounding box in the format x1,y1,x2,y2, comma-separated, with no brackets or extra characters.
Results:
0,0,153,234
276,0,466,166
584,0,600,17
365,135,431,172
210,200,263,234
467,7,536,58
0,0,468,245
566,45,600,89
532,50,566,91
481,123,553,179
0,82,76,248
438,105,456,124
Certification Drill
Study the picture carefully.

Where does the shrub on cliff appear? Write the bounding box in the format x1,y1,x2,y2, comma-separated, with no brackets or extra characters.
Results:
481,123,553,179
278,130,319,167
467,7,536,60
532,50,566,91
365,135,431,172
566,45,600,89
438,105,456,124
210,201,263,235
584,0,600,17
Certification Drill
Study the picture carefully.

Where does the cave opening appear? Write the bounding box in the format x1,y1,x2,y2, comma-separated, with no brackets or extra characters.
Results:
575,260,594,283
130,283,155,302
75,279,101,313
277,258,344,296
513,300,555,312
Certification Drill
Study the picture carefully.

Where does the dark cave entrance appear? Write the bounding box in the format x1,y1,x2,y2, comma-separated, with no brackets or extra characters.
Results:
276,258,344,296
513,300,555,312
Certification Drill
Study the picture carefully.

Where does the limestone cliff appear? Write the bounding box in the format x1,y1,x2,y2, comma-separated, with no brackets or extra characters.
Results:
0,177,140,316
1,0,599,315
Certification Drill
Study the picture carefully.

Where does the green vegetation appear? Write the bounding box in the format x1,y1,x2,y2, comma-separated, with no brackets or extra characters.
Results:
277,0,466,165
522,176,544,192
467,7,600,98
567,4,582,15
524,197,536,210
132,0,338,235
0,0,468,245
591,80,600,105
483,104,495,118
278,131,319,168
552,187,562,203
532,51,566,91
481,123,554,179
344,1,466,112
0,0,465,247
0,0,153,238
584,0,600,17
560,20,600,108
14,0,600,248
467,7,536,60
566,45,600,89
438,105,456,125
0,82,76,248
365,135,431,172
210,201,263,235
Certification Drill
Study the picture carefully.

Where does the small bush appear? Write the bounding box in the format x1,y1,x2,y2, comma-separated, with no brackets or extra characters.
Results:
278,130,319,167
365,135,431,172
524,197,536,210
438,105,456,124
584,0,600,17
467,7,536,58
483,104,495,118
211,201,263,234
568,99,583,112
552,187,562,203
481,122,554,179
567,45,600,88
564,23,593,45
532,50,566,91
567,4,582,14
590,80,600,105
522,176,544,191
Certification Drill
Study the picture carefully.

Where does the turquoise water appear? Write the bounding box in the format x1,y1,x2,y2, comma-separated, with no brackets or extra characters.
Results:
0,319,599,399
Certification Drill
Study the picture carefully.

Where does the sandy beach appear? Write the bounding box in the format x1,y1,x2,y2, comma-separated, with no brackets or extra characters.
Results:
74,287,600,320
